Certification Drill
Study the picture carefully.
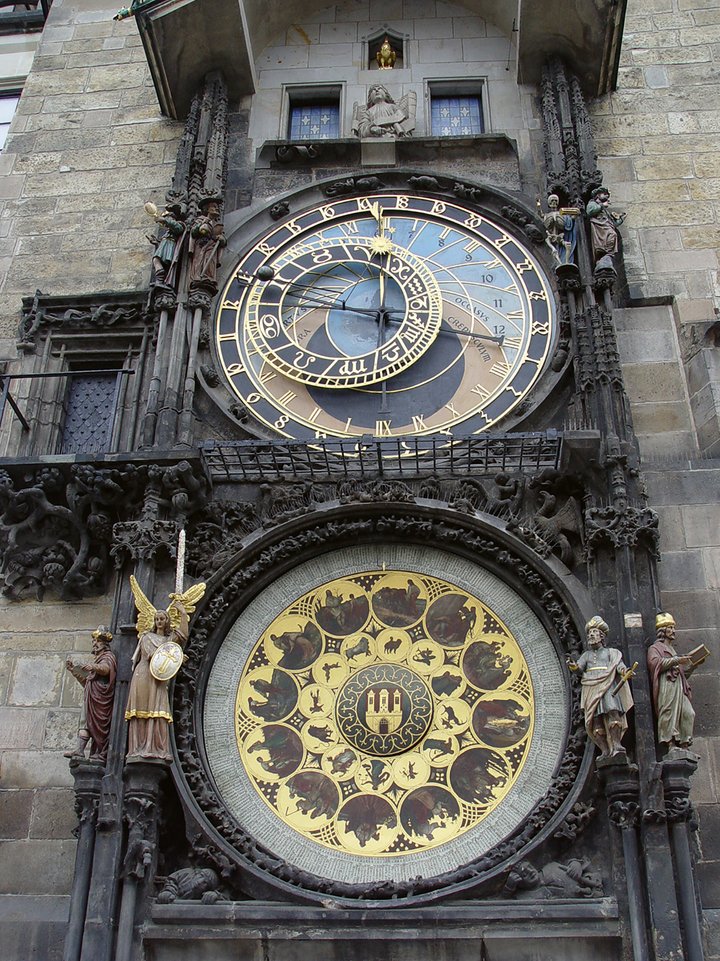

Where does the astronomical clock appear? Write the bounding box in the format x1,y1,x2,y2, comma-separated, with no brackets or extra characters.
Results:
213,186,557,440
180,173,586,904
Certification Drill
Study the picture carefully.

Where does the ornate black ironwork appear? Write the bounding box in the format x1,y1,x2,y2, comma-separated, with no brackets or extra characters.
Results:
200,432,563,483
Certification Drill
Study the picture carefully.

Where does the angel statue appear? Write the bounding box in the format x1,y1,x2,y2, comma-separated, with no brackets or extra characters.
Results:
125,575,205,763
352,84,416,139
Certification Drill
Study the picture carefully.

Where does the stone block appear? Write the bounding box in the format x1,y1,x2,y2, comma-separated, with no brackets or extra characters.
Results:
285,23,320,45
414,17,453,38
699,860,720,910
452,17,487,38
628,201,713,228
9,657,64,708
680,504,720,548
0,600,112,635
29,788,76,840
657,549,706,592
616,324,676,362
631,401,692,434
674,298,716,325
0,751,73,789
636,430,697,459
0,709,46,750
631,180,691,202
646,469,720,506
0,790,32,839
658,588,720,632
702,548,720,591
697,415,720,454
690,737,718,804
23,169,105,197
368,0,403,15
698,805,720,862
22,68,88,96
318,21,357,42
257,44,310,70
693,672,720,738
646,249,718,272
0,176,24,201
0,840,75,895
623,363,686,403
42,710,80,753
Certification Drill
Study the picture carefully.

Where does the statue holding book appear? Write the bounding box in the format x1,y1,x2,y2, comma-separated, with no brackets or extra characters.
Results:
647,612,708,750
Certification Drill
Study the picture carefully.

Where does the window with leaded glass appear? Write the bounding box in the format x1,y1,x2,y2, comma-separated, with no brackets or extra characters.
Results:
428,81,485,138
284,85,343,141
289,102,340,141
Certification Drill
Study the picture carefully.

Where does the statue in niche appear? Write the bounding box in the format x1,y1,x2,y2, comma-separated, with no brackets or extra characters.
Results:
189,197,226,293
125,576,205,763
144,200,186,288
376,36,397,69
541,194,579,268
567,615,635,757
585,186,626,270
64,625,117,762
352,84,416,139
647,612,708,751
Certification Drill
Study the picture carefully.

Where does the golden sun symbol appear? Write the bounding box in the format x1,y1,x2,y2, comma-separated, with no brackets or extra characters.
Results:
369,235,394,255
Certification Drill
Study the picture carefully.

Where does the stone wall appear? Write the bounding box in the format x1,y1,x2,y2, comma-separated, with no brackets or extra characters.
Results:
591,0,720,458
0,592,112,901
0,0,181,345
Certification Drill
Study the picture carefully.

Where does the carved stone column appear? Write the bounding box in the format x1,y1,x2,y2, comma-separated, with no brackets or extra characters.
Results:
115,762,167,961
661,752,704,961
63,760,103,961
599,755,649,961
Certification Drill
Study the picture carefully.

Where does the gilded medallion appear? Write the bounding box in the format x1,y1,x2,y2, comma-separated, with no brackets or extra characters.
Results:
233,567,535,857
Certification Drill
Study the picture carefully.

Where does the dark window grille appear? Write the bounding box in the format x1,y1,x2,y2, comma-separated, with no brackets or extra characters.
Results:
59,372,119,454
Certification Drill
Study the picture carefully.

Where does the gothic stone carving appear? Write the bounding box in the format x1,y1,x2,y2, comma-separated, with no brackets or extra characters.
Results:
0,463,143,600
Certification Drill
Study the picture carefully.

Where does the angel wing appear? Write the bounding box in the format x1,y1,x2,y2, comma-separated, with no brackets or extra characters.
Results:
130,574,157,636
167,582,207,628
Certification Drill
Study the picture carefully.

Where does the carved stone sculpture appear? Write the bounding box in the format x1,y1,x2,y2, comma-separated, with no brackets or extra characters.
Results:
64,626,117,762
145,201,186,288
586,186,625,270
568,615,634,757
156,867,223,903
189,198,226,293
504,858,603,899
352,84,416,139
125,577,205,762
542,194,579,267
647,612,707,750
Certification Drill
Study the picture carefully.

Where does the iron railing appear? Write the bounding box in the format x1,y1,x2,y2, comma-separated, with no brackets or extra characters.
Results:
201,431,562,483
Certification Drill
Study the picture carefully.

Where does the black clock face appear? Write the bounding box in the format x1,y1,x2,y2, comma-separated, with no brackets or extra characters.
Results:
215,192,556,439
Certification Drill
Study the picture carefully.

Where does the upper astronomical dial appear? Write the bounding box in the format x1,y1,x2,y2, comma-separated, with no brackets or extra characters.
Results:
215,191,556,439
242,234,444,389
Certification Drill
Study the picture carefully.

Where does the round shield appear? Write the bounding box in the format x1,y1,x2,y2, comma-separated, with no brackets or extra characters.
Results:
150,640,184,681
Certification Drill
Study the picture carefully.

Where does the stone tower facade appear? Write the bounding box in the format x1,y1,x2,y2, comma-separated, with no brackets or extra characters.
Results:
0,1,718,960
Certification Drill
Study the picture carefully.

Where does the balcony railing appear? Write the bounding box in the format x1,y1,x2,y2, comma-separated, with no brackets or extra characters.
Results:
201,431,563,483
